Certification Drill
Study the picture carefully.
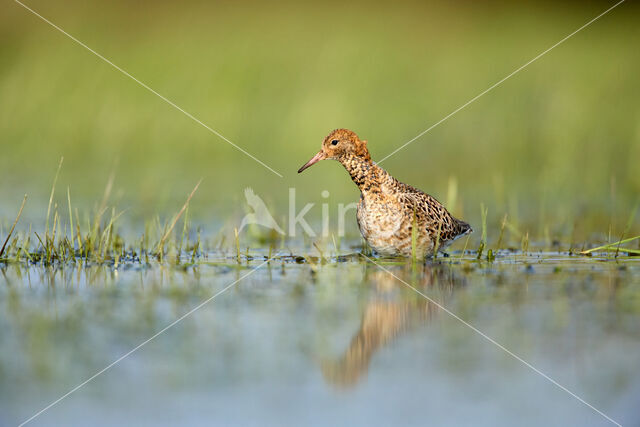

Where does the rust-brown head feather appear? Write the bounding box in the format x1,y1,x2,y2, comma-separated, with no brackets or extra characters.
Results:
298,129,370,173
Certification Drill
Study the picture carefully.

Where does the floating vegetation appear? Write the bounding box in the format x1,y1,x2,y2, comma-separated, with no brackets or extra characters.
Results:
580,236,640,257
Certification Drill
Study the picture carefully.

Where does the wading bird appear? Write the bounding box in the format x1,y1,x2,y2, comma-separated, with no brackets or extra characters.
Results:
298,129,471,258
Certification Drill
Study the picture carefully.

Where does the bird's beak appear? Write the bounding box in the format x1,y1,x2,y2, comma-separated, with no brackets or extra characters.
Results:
298,150,326,173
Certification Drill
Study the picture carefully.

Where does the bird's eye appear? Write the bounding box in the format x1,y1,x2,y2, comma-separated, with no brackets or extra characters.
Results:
331,139,339,145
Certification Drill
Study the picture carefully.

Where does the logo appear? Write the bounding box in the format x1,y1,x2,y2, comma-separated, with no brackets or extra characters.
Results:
238,188,285,234
238,187,358,238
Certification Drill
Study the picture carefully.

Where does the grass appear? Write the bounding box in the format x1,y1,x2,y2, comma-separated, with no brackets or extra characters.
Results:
155,180,201,261
580,236,640,257
411,209,418,262
0,1,638,234
1,177,637,268
0,194,27,259
476,203,488,260
0,167,206,266
0,159,637,267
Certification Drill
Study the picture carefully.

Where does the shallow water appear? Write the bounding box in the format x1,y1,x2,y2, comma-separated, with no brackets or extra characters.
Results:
1,248,639,426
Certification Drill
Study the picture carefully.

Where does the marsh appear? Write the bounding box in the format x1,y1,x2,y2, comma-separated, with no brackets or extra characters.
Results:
1,0,639,425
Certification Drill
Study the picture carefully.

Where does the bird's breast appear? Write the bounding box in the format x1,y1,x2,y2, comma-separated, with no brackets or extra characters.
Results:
357,195,412,255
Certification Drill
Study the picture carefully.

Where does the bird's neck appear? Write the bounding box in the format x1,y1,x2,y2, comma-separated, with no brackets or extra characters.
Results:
339,154,385,193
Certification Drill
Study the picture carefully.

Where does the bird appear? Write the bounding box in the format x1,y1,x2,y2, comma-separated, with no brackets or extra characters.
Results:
298,129,471,258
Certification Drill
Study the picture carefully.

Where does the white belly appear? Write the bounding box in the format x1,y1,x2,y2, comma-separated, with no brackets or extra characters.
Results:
356,197,409,256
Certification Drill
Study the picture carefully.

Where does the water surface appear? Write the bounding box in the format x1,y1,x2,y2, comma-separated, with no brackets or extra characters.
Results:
1,249,639,426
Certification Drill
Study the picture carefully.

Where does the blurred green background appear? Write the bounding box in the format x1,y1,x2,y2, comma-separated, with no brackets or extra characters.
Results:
1,0,638,241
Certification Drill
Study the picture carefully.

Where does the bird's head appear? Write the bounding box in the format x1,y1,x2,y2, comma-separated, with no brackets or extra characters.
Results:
298,129,370,173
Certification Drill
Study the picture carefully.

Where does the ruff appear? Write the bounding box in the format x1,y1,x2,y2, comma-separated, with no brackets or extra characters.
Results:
299,129,471,258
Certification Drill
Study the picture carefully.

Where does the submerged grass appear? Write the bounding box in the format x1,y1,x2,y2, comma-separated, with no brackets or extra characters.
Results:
0,164,639,268
1,185,639,268
580,236,640,256
476,203,488,260
0,165,209,266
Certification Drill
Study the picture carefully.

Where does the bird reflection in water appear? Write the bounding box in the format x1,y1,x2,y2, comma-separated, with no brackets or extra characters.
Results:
321,264,463,387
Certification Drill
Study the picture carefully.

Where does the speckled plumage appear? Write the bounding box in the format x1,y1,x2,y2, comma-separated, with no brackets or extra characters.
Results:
299,129,472,258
